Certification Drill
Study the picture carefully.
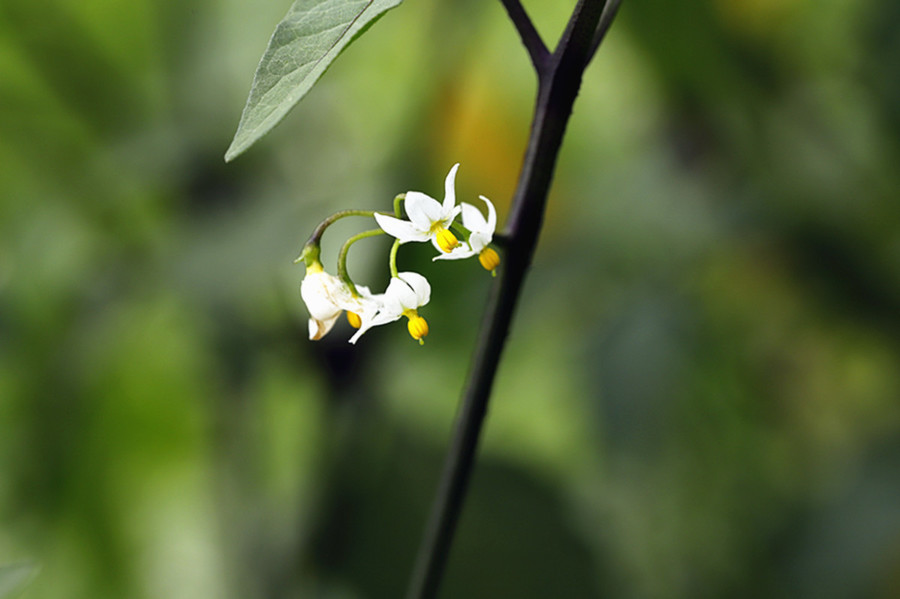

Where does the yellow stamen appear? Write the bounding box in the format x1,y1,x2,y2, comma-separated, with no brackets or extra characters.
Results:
346,311,362,329
434,227,459,253
406,314,429,343
478,247,500,272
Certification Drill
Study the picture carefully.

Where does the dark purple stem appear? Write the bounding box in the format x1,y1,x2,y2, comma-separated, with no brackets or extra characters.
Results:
404,2,622,598
499,0,550,73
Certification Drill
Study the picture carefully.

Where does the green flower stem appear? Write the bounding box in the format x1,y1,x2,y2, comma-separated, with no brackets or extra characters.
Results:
449,221,470,243
393,193,406,218
302,209,377,252
337,229,386,294
405,2,621,598
389,239,401,279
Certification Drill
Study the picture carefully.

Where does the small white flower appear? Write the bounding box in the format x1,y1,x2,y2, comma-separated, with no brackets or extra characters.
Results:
301,265,381,341
349,271,431,344
374,164,463,253
434,195,497,260
434,195,501,272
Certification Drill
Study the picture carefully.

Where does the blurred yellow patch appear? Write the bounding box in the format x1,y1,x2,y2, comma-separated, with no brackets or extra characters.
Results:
430,62,525,215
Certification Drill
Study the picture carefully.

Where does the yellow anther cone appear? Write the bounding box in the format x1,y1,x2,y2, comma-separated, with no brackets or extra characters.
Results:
407,315,429,342
478,247,500,271
435,228,459,253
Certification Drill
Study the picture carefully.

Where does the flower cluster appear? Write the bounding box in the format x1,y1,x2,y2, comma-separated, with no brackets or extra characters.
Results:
297,164,500,345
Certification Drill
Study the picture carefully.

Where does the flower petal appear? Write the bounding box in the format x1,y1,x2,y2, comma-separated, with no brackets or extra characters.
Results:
301,272,343,321
442,163,460,214
467,231,490,253
354,284,378,302
308,314,339,340
347,296,385,343
404,192,443,231
398,271,431,307
308,318,322,340
460,202,487,233
442,204,462,228
433,243,476,261
480,195,497,232
348,310,397,344
383,276,417,313
375,212,429,243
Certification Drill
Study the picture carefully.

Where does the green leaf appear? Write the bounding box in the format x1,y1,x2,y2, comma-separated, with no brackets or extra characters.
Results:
225,0,403,162
0,563,37,599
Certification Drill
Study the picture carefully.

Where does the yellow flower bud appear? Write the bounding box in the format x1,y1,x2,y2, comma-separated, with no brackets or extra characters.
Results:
434,227,459,253
478,247,500,272
406,314,429,343
346,311,362,329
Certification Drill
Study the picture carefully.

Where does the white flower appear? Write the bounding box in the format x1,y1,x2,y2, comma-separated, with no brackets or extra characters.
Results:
301,265,381,341
434,195,496,259
374,164,463,253
349,271,431,344
434,195,501,272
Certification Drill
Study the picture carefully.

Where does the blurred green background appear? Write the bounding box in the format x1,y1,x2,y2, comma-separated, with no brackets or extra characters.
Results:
2,0,900,597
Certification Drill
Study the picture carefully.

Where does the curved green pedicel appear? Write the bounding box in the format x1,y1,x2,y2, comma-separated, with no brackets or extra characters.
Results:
393,193,406,218
389,239,401,278
338,228,385,294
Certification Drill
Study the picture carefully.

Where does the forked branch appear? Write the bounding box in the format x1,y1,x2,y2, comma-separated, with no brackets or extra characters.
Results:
405,2,623,598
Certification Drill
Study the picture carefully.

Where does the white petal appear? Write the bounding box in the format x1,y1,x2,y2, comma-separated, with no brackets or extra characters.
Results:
433,243,476,261
383,276,417,313
467,231,490,253
354,284,379,303
398,271,431,307
404,192,443,231
308,314,339,340
375,212,429,243
349,310,399,344
442,164,460,214
301,272,343,321
355,293,383,322
479,195,497,232
460,202,488,233
350,308,403,344
442,204,462,228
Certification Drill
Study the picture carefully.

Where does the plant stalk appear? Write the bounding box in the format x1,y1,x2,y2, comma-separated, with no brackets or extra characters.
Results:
404,1,620,598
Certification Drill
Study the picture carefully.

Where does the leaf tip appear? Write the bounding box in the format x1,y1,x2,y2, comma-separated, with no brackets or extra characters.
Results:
224,140,242,163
